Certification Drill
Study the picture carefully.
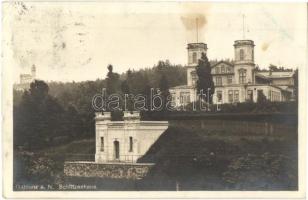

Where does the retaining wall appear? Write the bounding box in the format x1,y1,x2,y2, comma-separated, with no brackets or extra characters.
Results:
64,162,154,180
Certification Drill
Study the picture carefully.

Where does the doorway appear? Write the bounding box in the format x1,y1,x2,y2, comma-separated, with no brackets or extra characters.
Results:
114,140,120,160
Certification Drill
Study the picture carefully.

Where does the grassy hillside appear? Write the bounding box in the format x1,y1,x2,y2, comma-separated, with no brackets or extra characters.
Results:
14,124,297,191
137,126,297,190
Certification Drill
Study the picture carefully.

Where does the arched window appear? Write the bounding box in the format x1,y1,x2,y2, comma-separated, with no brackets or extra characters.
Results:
192,52,197,63
240,49,244,60
239,69,246,84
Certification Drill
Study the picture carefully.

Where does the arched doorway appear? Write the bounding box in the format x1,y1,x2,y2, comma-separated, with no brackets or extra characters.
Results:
114,140,120,160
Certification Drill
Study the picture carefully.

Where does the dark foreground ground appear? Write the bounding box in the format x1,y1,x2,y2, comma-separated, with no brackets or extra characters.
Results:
13,122,298,191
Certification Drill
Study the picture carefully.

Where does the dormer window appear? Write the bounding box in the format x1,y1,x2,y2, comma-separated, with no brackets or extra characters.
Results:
215,67,220,74
221,66,225,73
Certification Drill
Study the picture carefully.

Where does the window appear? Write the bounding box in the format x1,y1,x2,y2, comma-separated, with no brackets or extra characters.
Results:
170,92,176,102
228,90,233,103
186,94,190,103
100,137,104,151
221,66,225,73
271,91,280,102
215,67,220,74
216,77,222,86
234,90,239,102
227,67,232,73
252,49,254,61
239,69,246,84
217,91,222,102
180,92,190,104
192,52,197,63
247,90,253,101
129,137,133,152
227,75,232,84
240,49,244,60
191,73,197,86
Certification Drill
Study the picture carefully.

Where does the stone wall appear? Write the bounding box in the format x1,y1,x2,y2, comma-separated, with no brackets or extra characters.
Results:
64,162,154,180
170,118,296,137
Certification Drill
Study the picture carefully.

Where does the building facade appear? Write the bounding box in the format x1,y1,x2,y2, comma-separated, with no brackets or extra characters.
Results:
170,40,294,107
95,111,168,163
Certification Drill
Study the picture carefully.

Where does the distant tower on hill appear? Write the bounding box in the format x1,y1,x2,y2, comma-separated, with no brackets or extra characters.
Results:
14,64,37,91
31,64,36,80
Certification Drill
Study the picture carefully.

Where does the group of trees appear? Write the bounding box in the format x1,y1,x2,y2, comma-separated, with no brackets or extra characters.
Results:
14,80,84,150
13,60,187,150
255,64,294,72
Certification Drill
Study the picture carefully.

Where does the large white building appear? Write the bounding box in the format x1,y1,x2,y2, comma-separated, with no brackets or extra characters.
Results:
170,40,294,107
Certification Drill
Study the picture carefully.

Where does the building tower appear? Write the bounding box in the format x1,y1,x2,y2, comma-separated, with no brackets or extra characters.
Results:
186,43,207,86
31,64,36,80
233,40,255,84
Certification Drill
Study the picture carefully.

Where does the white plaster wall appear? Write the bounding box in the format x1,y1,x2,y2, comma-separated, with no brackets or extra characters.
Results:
186,67,195,86
234,45,254,63
95,115,168,163
187,48,206,66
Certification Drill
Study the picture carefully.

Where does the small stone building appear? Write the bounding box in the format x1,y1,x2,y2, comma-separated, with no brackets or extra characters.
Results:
95,111,168,163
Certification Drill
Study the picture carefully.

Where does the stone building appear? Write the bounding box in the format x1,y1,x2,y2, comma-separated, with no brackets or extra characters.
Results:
170,40,294,107
14,65,36,91
95,111,168,163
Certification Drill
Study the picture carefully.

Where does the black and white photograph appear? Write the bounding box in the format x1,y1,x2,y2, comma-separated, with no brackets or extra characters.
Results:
2,1,307,199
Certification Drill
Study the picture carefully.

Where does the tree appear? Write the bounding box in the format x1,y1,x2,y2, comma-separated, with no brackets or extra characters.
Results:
269,64,278,72
121,79,133,112
14,80,65,150
159,74,170,111
196,53,215,103
257,90,267,104
142,84,152,111
106,64,120,95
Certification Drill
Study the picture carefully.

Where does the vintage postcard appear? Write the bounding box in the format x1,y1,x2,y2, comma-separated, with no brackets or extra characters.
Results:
2,1,307,199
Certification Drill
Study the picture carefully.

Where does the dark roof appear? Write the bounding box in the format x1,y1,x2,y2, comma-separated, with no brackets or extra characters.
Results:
187,43,207,50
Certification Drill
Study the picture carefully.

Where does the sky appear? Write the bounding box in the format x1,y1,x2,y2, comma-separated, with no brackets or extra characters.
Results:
3,2,307,83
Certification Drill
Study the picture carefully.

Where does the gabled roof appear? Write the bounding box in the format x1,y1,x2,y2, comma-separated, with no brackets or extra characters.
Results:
170,85,194,90
211,60,234,68
255,73,271,80
256,71,294,78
